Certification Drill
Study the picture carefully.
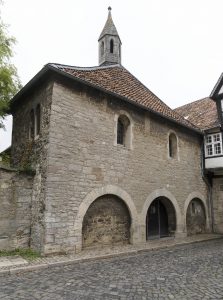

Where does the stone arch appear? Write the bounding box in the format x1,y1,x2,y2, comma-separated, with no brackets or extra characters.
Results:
184,192,210,234
140,189,183,241
74,185,138,252
82,195,131,248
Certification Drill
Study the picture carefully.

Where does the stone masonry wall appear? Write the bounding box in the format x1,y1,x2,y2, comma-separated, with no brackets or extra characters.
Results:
212,177,223,233
42,80,208,254
11,81,54,252
0,167,33,250
99,36,121,65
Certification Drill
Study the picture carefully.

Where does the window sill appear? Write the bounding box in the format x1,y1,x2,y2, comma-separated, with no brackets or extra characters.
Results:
168,156,178,160
115,143,131,151
205,154,223,159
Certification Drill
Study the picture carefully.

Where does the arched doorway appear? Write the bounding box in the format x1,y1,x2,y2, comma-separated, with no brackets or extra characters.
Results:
186,198,206,235
82,194,131,248
146,197,176,239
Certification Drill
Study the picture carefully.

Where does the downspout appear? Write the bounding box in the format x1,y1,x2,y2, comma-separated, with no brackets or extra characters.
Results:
201,140,214,232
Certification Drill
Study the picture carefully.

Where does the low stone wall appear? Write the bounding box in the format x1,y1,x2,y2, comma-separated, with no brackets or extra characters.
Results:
0,166,33,250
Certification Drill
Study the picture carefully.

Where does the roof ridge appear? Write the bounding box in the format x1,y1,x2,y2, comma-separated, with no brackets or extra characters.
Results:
48,63,122,71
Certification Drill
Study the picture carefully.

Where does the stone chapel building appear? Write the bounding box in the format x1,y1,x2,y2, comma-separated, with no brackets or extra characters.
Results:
0,8,222,255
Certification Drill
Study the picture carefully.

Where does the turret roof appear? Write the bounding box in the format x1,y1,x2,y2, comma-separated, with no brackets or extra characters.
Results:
98,7,121,42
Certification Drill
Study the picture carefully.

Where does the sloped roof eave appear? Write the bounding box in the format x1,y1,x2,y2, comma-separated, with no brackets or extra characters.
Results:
10,66,51,107
98,33,122,43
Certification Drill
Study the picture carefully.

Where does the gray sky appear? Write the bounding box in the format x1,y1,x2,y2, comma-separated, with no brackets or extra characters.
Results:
1,0,223,152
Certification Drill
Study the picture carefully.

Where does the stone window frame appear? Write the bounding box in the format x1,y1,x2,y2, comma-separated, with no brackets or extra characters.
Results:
167,130,179,160
29,103,41,140
114,111,133,150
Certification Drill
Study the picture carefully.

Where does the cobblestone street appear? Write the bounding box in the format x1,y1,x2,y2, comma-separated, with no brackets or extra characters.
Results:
0,239,223,300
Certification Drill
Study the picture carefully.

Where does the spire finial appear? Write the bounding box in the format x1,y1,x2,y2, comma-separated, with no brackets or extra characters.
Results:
108,6,112,11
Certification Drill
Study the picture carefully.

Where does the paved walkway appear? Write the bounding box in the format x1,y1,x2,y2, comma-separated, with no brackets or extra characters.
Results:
0,233,222,275
0,237,223,299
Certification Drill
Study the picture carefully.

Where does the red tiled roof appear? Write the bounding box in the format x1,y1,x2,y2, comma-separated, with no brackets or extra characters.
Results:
174,97,219,130
50,63,199,131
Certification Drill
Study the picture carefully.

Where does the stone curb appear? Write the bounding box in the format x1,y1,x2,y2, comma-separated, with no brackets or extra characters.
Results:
0,235,222,277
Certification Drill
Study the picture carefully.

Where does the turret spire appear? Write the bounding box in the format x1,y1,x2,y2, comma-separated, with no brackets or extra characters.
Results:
98,7,122,66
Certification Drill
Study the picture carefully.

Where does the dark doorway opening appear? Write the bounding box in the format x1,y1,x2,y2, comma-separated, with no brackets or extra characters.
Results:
146,197,176,239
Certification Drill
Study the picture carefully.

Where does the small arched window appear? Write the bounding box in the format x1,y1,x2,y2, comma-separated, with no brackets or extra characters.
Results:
29,104,41,140
101,41,104,56
35,104,41,136
169,133,177,158
110,39,114,53
30,109,35,139
117,118,125,145
117,115,130,147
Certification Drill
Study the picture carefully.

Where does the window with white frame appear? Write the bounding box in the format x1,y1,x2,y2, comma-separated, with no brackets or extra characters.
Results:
205,133,223,157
